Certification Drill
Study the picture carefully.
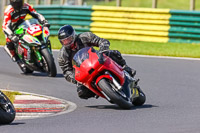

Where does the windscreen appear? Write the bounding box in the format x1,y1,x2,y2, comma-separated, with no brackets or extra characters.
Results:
72,47,91,67
19,19,39,29
72,47,100,67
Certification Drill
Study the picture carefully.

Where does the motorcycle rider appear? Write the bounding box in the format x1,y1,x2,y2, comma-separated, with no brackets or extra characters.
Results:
58,25,136,99
2,0,49,62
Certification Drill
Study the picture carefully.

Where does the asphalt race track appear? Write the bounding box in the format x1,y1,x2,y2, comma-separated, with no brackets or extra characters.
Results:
1,47,200,133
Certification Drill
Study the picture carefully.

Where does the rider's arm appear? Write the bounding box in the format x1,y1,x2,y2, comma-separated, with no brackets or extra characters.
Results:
78,32,110,51
58,47,77,84
26,3,47,24
2,6,14,37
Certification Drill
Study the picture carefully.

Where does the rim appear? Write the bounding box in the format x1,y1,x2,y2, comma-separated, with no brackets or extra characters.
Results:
0,96,13,113
42,56,49,72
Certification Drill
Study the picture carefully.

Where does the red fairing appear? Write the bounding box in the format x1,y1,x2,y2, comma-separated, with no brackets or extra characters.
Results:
44,27,50,36
74,48,125,98
95,75,113,90
27,24,42,36
102,56,125,85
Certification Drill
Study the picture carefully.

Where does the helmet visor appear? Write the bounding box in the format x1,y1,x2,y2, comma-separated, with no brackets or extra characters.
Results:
60,32,75,48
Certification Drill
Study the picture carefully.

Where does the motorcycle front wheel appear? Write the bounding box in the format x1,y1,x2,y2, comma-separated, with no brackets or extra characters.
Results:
41,48,57,77
98,78,132,109
0,91,16,124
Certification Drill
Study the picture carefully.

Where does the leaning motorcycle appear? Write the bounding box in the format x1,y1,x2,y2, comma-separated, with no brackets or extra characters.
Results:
72,47,146,109
0,91,15,124
10,19,57,77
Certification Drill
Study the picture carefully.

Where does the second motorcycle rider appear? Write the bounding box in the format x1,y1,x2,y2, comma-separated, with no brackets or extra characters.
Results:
2,0,49,63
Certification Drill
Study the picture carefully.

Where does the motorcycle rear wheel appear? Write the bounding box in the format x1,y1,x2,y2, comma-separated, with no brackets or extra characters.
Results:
0,91,16,124
41,48,57,77
131,86,146,106
98,79,132,109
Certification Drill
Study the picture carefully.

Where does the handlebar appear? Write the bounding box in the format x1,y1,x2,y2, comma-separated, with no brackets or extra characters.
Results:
43,23,50,28
98,51,104,64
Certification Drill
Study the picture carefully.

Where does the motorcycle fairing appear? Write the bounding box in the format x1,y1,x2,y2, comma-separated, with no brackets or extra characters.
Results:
73,47,125,98
15,26,24,35
22,34,40,45
27,24,42,37
95,74,113,89
42,27,50,43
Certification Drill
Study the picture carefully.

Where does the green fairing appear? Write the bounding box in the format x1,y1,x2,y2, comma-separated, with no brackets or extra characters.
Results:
15,26,25,35
22,35,41,47
34,50,42,61
15,23,43,63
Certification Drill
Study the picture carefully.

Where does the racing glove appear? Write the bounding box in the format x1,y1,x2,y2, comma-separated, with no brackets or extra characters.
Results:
41,20,50,28
67,74,77,84
71,77,77,84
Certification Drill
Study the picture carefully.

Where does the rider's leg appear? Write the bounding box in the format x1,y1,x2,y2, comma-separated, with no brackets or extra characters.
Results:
106,50,136,77
77,84,96,99
4,41,19,62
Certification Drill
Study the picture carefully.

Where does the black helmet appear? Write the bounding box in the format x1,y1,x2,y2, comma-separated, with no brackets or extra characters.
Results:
58,25,76,49
10,0,24,12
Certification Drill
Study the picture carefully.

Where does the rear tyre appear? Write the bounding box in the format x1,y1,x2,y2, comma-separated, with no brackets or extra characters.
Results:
41,48,57,77
98,79,132,109
132,86,146,106
0,91,16,124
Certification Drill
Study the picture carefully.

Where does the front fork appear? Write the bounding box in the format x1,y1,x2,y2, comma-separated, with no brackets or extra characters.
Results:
47,40,52,54
106,71,139,99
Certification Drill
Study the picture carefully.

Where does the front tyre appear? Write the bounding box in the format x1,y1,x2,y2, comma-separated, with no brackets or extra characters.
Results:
98,79,132,109
41,48,57,77
0,91,16,124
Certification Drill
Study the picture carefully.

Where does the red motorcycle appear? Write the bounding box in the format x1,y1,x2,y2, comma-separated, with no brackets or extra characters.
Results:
73,47,146,109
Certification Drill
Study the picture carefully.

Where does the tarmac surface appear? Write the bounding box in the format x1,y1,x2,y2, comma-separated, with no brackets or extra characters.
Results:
1,48,200,133
13,91,77,120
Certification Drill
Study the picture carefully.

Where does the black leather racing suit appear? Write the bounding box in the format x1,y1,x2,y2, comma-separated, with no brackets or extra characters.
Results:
58,32,127,99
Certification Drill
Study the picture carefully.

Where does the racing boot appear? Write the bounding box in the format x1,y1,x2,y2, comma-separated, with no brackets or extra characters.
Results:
4,45,19,62
123,65,136,78
77,84,96,99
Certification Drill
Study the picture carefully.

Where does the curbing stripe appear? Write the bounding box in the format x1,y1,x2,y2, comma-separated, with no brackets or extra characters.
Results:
16,108,63,113
3,90,78,120
14,100,62,104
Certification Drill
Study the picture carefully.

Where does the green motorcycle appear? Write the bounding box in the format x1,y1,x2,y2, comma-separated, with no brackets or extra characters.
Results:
14,19,57,77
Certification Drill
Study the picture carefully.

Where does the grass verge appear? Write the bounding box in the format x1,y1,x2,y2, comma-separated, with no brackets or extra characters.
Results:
2,91,22,103
84,0,200,10
1,27,200,58
50,37,200,58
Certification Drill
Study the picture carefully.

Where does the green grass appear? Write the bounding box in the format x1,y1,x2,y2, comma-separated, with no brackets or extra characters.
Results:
50,35,200,58
1,26,200,58
2,91,22,103
0,26,6,46
84,0,200,10
109,40,200,58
